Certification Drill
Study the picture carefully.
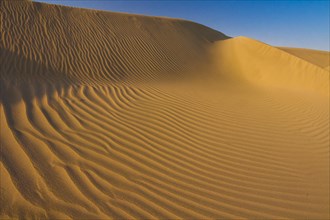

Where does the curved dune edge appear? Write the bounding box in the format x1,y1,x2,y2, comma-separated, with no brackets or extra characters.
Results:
278,47,330,69
210,37,329,96
1,1,329,219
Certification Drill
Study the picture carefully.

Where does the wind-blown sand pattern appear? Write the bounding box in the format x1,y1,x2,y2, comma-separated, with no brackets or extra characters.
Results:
1,1,329,219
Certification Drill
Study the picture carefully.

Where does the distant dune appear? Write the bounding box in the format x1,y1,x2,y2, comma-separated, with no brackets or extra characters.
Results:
278,47,330,69
1,1,329,219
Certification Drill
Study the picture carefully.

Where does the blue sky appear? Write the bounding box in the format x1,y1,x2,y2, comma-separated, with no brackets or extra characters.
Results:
35,0,329,51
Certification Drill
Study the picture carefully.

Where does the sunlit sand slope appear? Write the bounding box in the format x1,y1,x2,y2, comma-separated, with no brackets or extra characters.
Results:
1,1,329,219
211,37,329,95
279,47,330,69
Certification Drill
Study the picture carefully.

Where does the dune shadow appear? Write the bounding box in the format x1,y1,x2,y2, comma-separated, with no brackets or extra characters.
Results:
0,48,72,105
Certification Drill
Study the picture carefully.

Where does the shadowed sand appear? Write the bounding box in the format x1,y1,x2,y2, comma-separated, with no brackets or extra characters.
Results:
1,1,329,219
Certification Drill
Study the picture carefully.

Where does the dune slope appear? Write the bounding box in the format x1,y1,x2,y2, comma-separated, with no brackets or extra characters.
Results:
278,47,330,69
1,1,329,219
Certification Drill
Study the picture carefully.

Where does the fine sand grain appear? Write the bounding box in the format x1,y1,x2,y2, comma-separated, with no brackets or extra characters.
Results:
1,1,329,219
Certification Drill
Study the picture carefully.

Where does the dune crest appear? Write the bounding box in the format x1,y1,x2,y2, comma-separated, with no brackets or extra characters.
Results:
278,47,330,69
211,37,329,95
1,0,227,85
1,1,329,219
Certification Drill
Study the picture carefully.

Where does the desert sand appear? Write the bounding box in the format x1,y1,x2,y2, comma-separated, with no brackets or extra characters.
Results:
1,0,329,219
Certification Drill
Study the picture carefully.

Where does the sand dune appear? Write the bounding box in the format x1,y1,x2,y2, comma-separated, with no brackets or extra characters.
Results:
1,1,329,219
278,47,330,69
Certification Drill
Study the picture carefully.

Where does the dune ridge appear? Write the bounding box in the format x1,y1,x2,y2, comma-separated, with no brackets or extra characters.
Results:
278,47,330,69
1,0,329,219
1,0,227,85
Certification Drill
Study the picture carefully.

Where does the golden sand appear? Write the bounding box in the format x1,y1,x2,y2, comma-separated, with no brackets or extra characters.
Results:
1,1,329,219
